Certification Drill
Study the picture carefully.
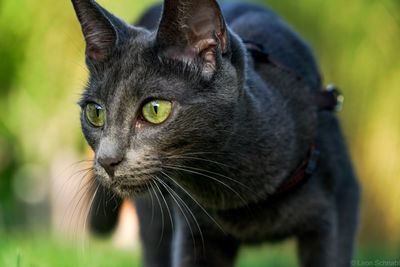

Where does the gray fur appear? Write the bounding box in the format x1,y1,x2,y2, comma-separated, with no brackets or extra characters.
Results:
72,0,360,266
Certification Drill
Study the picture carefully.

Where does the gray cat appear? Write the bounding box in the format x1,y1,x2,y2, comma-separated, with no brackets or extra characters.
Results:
71,0,360,266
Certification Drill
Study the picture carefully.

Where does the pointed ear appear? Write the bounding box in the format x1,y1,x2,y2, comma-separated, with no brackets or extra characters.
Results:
156,0,228,76
71,0,129,61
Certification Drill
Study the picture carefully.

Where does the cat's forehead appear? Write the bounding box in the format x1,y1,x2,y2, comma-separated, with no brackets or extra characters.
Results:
114,30,153,72
88,31,203,99
86,37,194,105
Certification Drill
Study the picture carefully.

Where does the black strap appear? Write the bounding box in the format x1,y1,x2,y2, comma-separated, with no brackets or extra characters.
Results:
244,40,341,195
244,40,344,112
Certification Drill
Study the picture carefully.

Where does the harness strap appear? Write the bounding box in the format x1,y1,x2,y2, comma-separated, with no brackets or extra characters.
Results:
244,40,344,112
275,146,320,195
244,40,343,195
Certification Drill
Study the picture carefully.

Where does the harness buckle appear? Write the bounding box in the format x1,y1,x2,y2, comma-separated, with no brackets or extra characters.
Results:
325,84,344,112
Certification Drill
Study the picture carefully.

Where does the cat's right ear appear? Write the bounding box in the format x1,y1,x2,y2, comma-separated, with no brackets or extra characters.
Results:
71,0,129,62
156,0,228,77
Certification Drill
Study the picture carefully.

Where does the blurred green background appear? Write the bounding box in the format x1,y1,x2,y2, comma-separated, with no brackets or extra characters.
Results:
0,0,399,266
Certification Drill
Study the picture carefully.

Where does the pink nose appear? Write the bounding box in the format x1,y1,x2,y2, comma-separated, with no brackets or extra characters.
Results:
98,155,123,177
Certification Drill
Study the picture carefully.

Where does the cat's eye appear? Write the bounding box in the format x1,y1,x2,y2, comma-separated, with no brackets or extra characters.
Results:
85,103,105,128
142,100,172,124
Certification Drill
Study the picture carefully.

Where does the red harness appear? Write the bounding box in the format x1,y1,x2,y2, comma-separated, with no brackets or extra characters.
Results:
275,146,320,194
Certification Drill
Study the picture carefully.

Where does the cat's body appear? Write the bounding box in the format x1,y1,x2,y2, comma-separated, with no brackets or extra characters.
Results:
71,0,360,266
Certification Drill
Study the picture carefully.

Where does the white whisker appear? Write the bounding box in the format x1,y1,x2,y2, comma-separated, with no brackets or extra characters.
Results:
151,178,174,234
150,180,165,247
160,170,225,235
154,176,199,256
164,165,248,206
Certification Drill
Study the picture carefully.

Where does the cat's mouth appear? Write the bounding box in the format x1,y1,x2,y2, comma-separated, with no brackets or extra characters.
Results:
110,177,152,197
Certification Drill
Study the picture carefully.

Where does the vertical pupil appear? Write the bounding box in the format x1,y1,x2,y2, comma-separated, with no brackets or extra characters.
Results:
96,107,100,117
153,102,159,115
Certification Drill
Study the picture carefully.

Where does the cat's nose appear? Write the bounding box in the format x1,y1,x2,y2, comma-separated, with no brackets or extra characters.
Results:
97,137,125,178
98,154,123,177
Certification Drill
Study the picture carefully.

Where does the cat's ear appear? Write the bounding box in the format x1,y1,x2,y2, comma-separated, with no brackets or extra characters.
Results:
156,0,228,76
71,0,130,61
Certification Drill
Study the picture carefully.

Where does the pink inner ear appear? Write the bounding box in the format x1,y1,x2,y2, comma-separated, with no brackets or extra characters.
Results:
193,38,217,54
188,6,227,53
190,6,216,36
156,0,228,76
87,46,107,61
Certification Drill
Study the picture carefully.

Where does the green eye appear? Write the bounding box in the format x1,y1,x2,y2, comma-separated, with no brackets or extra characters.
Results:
85,103,105,127
142,100,172,124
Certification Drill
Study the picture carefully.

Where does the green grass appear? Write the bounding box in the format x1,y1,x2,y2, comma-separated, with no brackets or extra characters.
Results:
0,233,139,267
237,242,297,267
1,233,398,267
0,232,298,267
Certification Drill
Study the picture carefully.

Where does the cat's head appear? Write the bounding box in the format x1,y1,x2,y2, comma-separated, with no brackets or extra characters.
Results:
73,0,247,201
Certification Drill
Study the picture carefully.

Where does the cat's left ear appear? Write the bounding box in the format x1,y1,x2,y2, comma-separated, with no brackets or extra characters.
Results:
71,0,130,62
156,0,228,77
